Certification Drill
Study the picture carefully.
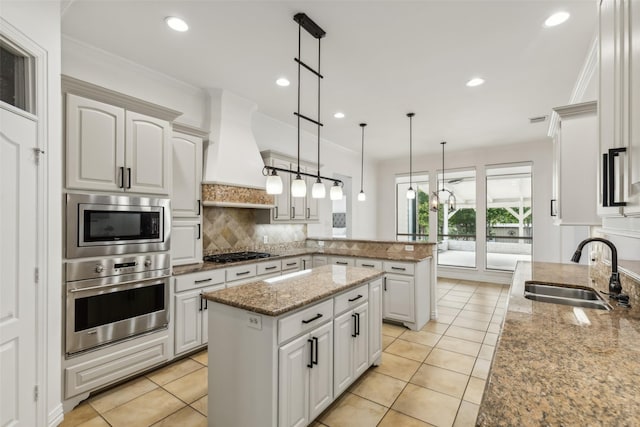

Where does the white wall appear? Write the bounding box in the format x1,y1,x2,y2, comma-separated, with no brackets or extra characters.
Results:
253,113,378,239
376,140,562,280
62,36,209,130
2,1,63,425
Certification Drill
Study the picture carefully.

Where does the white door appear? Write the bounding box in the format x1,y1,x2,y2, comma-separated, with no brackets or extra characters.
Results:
172,132,202,217
125,111,171,195
0,106,38,427
383,274,415,322
308,322,333,421
174,290,203,355
278,333,310,427
333,310,354,396
368,279,383,363
65,94,125,192
353,303,369,377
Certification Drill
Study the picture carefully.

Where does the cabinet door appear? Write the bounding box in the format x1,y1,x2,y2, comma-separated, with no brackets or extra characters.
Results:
368,279,383,363
171,220,202,266
333,310,355,397
353,303,369,378
624,0,640,215
308,322,333,421
174,290,203,355
66,94,125,191
172,132,202,217
383,274,415,323
271,158,291,221
278,334,310,427
125,111,171,194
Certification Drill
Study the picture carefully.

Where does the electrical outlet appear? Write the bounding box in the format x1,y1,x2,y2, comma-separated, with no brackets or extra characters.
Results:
263,235,268,244
247,313,262,330
318,240,325,247
404,245,414,251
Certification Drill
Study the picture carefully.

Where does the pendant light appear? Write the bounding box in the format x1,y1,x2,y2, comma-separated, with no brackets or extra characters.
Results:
430,141,457,212
261,13,344,195
406,113,416,199
357,123,367,202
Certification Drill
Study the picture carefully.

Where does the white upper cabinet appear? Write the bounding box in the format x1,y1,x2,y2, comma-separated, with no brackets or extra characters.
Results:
66,93,171,195
172,132,203,217
598,0,640,216
551,101,600,225
66,94,125,192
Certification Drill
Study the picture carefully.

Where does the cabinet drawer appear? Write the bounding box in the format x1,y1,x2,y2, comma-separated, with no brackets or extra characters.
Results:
383,261,415,275
331,256,355,266
334,284,369,315
175,269,225,292
355,259,382,270
281,258,301,271
226,264,257,282
257,260,281,275
278,299,333,344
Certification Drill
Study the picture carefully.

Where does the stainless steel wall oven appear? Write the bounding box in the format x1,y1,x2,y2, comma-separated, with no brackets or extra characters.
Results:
65,254,171,355
66,193,171,259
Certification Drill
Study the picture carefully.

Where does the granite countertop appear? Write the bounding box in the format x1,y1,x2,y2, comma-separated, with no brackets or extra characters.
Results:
477,262,640,426
172,247,432,276
202,265,384,316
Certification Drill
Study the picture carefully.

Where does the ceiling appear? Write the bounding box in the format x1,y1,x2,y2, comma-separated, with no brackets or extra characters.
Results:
61,1,598,160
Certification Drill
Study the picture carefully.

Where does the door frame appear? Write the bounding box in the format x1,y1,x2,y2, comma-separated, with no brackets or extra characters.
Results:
1,17,58,427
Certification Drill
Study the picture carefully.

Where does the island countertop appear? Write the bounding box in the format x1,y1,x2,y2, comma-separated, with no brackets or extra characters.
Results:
476,262,640,426
202,265,385,316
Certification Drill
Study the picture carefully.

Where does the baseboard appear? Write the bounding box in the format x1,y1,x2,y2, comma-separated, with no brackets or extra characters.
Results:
438,266,513,285
48,403,64,427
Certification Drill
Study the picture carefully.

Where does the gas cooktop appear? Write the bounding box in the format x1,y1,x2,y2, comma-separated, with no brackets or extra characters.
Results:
203,251,273,264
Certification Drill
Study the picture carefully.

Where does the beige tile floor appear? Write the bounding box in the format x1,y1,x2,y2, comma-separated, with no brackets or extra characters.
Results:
61,279,508,427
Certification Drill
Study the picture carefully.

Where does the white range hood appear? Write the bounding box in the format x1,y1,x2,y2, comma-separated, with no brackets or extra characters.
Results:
203,89,266,189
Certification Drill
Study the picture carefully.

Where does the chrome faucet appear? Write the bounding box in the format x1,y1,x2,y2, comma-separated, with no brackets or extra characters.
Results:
571,238,622,296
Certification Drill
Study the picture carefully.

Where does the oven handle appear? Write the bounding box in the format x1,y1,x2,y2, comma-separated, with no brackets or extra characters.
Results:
68,276,169,293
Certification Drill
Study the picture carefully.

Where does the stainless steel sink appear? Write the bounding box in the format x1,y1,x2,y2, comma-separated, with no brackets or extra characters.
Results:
524,282,612,311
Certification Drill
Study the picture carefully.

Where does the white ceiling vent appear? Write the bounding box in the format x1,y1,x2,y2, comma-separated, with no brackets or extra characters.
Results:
529,115,548,124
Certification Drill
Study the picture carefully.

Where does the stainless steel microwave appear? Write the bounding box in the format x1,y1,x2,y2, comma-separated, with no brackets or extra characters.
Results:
66,193,171,258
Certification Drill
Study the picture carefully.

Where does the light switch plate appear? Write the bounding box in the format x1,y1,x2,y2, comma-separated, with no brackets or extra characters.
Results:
404,245,414,251
247,313,262,330
318,240,325,247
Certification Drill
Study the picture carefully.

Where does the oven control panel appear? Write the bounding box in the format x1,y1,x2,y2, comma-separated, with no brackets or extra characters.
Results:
66,253,171,282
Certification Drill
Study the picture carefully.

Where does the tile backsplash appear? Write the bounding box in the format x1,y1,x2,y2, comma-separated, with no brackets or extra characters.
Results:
202,207,306,254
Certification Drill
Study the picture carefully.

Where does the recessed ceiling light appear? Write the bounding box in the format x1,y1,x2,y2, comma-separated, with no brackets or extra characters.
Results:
466,78,485,87
276,78,290,87
544,12,570,27
334,112,345,119
165,16,189,32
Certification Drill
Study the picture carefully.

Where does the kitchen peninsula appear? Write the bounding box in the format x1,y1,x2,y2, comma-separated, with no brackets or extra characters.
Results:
477,261,640,426
203,265,384,427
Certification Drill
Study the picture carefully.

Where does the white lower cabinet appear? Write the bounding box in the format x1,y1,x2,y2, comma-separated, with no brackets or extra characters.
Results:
383,274,415,323
278,321,333,427
171,220,202,266
312,255,329,267
173,270,225,356
333,302,369,397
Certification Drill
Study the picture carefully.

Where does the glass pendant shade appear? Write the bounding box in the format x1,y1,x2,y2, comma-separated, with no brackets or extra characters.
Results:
357,190,366,202
330,182,343,200
291,175,306,197
312,178,326,199
448,193,457,211
406,186,416,200
266,172,283,195
430,192,439,211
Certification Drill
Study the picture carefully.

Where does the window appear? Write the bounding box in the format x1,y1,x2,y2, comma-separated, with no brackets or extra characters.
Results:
0,39,33,113
396,174,429,241
437,169,476,268
485,164,532,271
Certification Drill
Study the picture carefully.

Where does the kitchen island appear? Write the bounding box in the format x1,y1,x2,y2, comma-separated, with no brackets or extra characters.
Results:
477,262,640,426
202,265,385,427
